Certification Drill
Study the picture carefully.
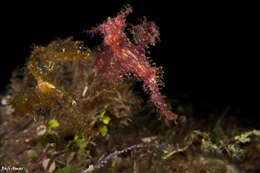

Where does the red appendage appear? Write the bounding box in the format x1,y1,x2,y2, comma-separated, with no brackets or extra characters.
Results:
89,5,178,122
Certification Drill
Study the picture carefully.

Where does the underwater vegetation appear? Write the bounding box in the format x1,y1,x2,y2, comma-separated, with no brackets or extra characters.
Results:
1,4,260,173
0,4,174,172
5,37,143,139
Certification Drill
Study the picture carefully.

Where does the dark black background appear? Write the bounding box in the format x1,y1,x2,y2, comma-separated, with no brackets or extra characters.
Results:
1,1,259,117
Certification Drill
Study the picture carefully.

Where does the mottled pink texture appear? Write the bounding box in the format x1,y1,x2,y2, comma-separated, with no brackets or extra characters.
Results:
88,5,178,122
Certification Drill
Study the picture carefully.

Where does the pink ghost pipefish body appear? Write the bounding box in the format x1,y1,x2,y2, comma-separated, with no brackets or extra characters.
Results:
88,5,178,123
